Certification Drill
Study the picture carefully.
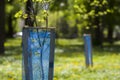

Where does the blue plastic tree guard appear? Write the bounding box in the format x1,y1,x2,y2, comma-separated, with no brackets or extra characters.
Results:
83,34,93,67
22,27,55,80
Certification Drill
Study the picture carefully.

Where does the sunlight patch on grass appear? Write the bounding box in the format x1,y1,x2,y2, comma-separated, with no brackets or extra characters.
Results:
4,38,22,47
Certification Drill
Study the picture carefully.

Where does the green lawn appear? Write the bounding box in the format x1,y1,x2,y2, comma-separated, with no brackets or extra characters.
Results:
0,38,120,80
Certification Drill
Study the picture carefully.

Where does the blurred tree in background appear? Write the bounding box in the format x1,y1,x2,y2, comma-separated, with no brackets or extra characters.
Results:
73,0,120,46
104,0,120,43
0,0,5,54
0,0,22,54
50,0,79,38
6,0,22,38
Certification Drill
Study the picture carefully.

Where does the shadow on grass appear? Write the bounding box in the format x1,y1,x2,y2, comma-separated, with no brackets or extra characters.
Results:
3,46,22,56
94,45,120,52
57,44,84,53
56,44,120,56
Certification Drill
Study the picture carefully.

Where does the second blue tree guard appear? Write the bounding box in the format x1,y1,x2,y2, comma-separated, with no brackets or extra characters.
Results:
83,34,93,67
22,27,55,80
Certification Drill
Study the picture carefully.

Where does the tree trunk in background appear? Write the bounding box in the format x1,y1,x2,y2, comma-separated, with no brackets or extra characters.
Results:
107,1,114,44
108,26,114,44
92,6,103,46
25,0,34,27
92,16,103,46
0,0,5,54
7,13,14,38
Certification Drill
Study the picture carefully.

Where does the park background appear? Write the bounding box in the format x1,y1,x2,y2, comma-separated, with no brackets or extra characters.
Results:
0,0,120,80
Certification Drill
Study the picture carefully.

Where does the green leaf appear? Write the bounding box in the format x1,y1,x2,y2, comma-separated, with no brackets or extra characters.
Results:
14,10,23,18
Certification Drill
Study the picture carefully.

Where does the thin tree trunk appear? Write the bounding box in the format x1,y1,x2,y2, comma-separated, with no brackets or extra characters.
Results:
25,0,34,27
0,0,5,54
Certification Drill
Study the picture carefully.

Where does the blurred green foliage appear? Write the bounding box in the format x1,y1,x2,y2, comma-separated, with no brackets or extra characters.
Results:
50,0,120,45
5,0,120,43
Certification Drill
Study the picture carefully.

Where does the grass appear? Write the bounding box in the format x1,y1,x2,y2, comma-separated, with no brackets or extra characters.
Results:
0,38,22,80
0,38,120,80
